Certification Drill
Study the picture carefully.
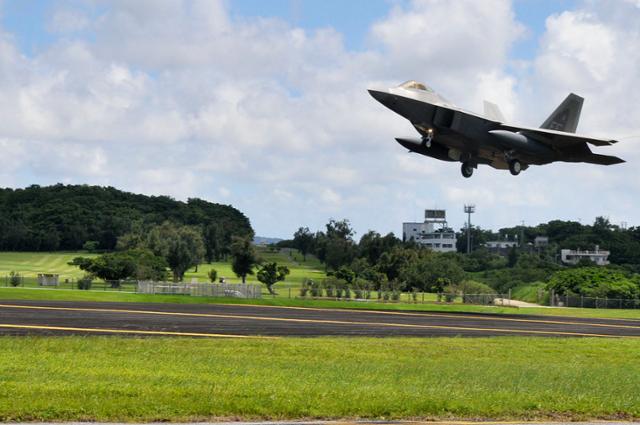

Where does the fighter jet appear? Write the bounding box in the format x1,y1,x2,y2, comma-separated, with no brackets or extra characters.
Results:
369,81,624,178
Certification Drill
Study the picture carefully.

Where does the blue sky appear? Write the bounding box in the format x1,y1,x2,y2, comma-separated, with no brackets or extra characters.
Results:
0,0,637,238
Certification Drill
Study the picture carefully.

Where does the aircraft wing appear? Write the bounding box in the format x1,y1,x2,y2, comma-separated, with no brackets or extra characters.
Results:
498,124,618,147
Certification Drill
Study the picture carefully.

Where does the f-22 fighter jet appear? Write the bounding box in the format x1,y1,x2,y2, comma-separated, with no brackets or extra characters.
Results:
369,81,624,178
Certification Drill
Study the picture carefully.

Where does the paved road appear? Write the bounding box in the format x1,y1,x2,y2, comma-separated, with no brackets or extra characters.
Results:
1,300,640,338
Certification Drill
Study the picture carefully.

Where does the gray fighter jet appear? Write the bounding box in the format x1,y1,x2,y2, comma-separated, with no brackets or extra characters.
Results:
369,81,624,177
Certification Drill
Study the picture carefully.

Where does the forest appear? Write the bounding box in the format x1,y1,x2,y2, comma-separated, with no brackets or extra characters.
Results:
0,184,253,256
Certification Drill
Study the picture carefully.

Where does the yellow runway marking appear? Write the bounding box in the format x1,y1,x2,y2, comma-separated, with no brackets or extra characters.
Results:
0,323,276,338
0,303,634,338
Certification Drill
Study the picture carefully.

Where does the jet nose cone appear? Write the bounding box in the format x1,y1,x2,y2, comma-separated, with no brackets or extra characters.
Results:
368,89,395,107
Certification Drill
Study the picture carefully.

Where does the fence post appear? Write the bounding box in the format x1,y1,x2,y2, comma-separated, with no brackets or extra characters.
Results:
550,289,555,307
566,294,569,308
581,296,584,308
288,287,291,299
508,289,511,306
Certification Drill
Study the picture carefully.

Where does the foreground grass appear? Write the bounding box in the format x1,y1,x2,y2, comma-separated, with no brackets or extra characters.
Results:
2,286,640,320
0,336,639,421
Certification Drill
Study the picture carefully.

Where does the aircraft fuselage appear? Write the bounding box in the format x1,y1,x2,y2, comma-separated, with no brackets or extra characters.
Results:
369,81,623,177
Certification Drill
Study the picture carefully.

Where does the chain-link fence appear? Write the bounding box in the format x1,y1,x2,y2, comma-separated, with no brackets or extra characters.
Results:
137,281,262,298
549,291,640,309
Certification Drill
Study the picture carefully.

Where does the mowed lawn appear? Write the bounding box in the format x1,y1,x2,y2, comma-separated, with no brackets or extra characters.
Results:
0,336,639,421
0,249,326,291
0,252,97,280
183,248,326,289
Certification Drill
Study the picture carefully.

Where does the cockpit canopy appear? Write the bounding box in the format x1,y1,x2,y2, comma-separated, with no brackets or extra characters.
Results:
399,80,433,92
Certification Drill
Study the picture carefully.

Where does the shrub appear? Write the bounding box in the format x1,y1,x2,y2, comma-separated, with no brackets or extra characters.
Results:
208,269,218,283
300,279,311,297
9,271,21,287
411,288,419,302
344,284,351,299
456,280,496,295
77,274,93,290
309,279,322,297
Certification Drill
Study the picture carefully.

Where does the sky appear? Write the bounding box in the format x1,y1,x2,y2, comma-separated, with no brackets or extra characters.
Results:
0,0,639,239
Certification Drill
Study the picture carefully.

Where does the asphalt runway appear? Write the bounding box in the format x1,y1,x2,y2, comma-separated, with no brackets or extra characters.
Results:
1,300,640,338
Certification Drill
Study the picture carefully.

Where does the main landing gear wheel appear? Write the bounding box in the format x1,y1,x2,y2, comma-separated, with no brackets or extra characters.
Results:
509,159,522,176
461,162,474,178
421,132,433,148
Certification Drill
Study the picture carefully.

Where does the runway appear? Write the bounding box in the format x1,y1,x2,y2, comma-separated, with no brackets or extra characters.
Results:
1,300,640,338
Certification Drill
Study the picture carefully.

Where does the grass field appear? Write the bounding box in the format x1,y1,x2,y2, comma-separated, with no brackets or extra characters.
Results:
0,252,97,280
4,250,640,319
0,249,326,290
0,336,639,421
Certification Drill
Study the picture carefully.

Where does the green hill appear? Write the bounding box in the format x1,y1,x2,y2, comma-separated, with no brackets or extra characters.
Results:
0,184,253,251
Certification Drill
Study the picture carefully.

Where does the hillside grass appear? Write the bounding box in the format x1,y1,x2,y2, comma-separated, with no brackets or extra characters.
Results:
512,281,547,303
0,336,639,421
0,249,326,290
0,251,97,280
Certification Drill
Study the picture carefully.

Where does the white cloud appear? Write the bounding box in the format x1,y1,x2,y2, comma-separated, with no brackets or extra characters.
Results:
48,9,90,33
0,0,638,238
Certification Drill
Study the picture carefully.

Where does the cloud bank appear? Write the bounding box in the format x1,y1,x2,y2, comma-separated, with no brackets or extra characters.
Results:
0,0,638,237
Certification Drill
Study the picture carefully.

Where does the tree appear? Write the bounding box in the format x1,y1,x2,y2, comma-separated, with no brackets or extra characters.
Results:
399,252,465,292
230,236,259,283
547,267,640,299
208,268,218,283
358,231,400,265
145,222,205,282
377,247,418,281
293,227,314,261
323,219,356,271
507,246,519,268
257,262,290,295
68,249,167,282
203,222,223,263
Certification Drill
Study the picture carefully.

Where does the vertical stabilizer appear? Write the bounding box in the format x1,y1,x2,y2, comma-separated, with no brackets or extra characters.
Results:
483,100,505,122
540,93,583,133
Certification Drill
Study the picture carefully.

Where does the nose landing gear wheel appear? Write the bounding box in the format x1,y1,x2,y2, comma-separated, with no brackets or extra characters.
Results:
461,162,474,178
509,159,522,176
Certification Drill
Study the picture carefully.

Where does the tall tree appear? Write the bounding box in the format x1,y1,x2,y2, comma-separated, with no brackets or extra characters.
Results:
257,262,290,295
293,227,314,261
230,236,259,283
145,222,205,282
323,219,356,271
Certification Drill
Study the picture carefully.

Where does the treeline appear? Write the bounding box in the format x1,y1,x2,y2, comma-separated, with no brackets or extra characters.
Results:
463,217,640,265
280,217,640,300
0,184,253,257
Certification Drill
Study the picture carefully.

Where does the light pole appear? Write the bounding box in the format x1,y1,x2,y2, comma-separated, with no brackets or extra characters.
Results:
464,204,475,254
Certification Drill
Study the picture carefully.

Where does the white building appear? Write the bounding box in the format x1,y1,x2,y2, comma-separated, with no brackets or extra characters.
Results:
403,209,457,252
534,236,549,247
485,240,519,249
561,245,610,266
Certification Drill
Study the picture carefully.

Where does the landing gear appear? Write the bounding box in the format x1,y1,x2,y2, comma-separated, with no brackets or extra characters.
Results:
421,129,434,148
461,162,474,178
509,159,522,176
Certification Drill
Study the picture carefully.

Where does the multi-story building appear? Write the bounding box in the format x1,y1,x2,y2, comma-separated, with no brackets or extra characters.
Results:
560,245,610,266
483,238,519,256
403,209,457,252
